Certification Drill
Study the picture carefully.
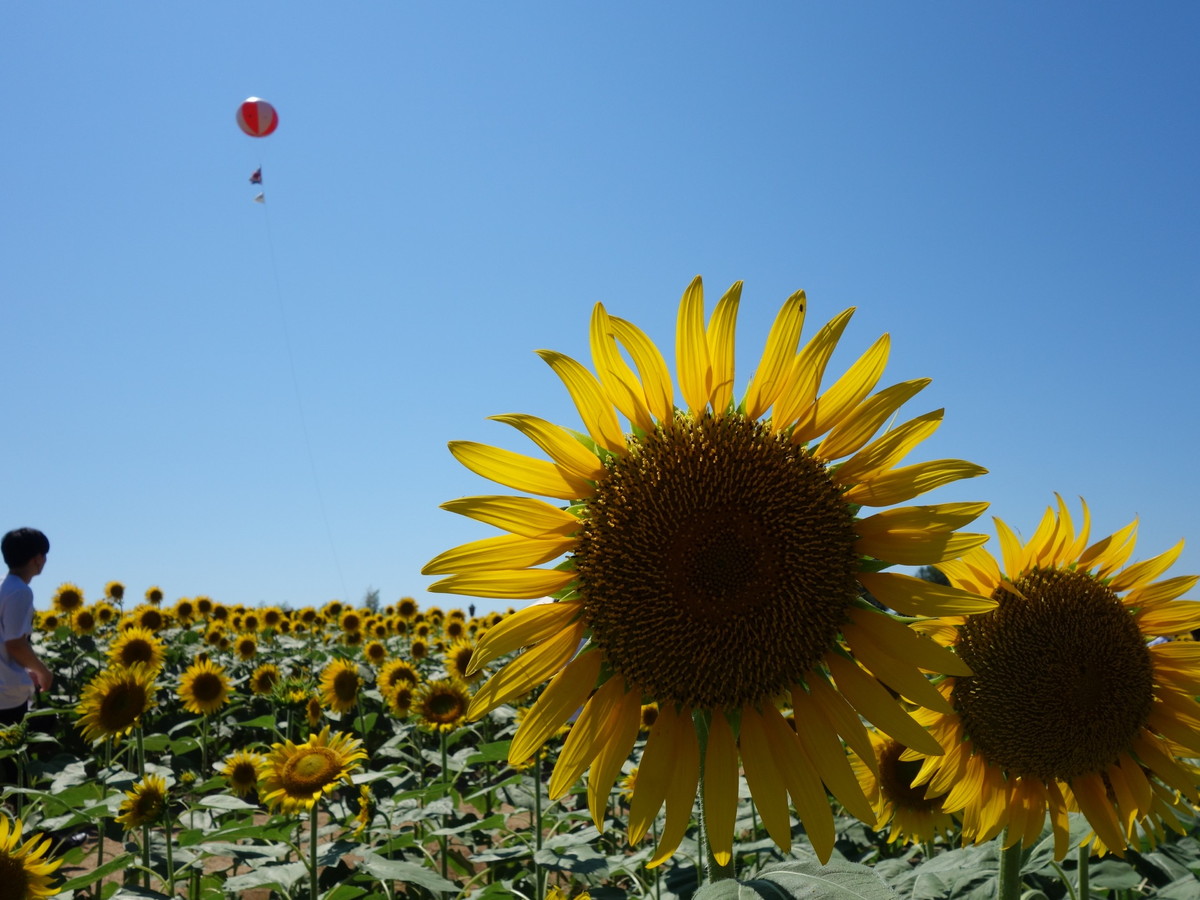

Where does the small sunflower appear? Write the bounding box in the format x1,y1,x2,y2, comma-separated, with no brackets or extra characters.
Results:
93,601,117,625
221,750,266,798
0,817,62,899
116,774,168,829
69,606,98,636
77,664,157,743
306,695,323,728
397,597,419,620
259,726,367,814
443,639,481,683
194,595,213,617
349,784,376,838
36,612,59,632
105,581,126,603
388,685,415,718
850,727,956,845
178,658,232,716
319,659,361,714
242,612,262,633
639,703,659,733
108,626,165,673
132,604,166,633
144,586,164,605
415,679,472,733
425,277,992,864
173,597,197,624
262,607,284,630
51,583,84,616
250,664,282,695
915,497,1200,858
234,633,258,661
409,638,429,661
363,640,388,666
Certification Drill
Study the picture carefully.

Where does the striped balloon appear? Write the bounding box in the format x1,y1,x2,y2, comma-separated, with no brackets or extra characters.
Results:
236,97,278,137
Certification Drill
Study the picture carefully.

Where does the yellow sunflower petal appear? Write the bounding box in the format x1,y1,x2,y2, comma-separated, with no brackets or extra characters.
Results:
702,712,739,867
857,530,989,567
1132,732,1200,801
536,350,627,454
509,650,602,765
843,460,988,507
775,308,855,436
549,676,630,799
737,708,793,852
422,533,574,575
762,696,837,862
467,620,585,717
590,304,656,434
804,676,878,772
797,333,890,442
440,495,581,538
1110,540,1186,593
858,571,997,617
705,283,742,413
647,707,701,868
587,683,642,830
489,414,606,483
449,441,593,501
676,276,712,414
1105,761,1139,831
1118,753,1154,820
1126,575,1200,608
834,410,944,486
1137,600,1200,635
468,599,584,673
1078,519,1138,577
1071,771,1127,855
609,315,675,423
856,502,990,538
628,703,681,844
786,691,876,823
428,568,575,600
744,290,807,421
825,654,944,756
817,378,932,462
842,622,955,713
844,606,973,676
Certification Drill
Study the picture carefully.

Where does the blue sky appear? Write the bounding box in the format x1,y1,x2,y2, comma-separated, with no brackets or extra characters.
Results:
4,4,1198,614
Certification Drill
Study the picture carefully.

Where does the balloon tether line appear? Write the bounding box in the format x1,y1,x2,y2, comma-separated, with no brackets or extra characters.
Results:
258,186,351,604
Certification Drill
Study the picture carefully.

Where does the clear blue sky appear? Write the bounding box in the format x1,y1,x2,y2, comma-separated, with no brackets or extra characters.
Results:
4,4,1198,614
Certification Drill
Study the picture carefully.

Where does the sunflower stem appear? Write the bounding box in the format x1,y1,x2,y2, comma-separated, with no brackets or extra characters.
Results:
135,724,146,779
439,729,450,882
534,754,545,900
310,807,320,900
997,836,1024,900
201,714,210,776
1076,844,1089,900
141,822,151,888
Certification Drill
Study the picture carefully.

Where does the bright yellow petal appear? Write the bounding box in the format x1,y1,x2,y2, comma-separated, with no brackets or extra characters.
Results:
762,696,836,862
1133,732,1200,801
744,290,807,421
817,378,932,462
856,502,989,538
1078,519,1139,578
795,333,890,443
587,683,642,830
1110,540,1186,593
705,283,741,413
702,712,739,866
628,703,680,844
842,624,955,713
468,599,584,673
1125,575,1200,608
858,571,997,617
440,495,581,538
1137,600,1200,635
843,460,988,507
857,530,989,567
428,568,575,600
834,410,943,485
1071,772,1127,855
738,708,793,852
610,316,675,424
422,533,574,575
449,441,592,501
509,650,602,765
489,414,606,482
549,676,629,799
774,308,855,434
825,654,944,756
786,691,876,823
676,276,712,414
590,304,656,434
647,707,701,867
844,606,973,676
536,350,627,455
467,620,585,717
804,676,878,772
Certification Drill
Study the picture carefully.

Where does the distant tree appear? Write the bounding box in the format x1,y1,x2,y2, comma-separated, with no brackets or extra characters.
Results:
363,587,381,612
915,565,950,586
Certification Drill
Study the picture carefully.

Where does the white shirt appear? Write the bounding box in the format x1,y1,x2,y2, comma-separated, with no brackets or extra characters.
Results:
0,573,35,708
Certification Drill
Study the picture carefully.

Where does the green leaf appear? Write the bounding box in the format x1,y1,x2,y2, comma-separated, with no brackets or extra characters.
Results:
58,852,135,891
223,861,309,892
1087,858,1142,890
108,888,173,900
534,844,610,876
195,794,259,811
1160,877,1200,900
694,859,901,900
354,852,459,892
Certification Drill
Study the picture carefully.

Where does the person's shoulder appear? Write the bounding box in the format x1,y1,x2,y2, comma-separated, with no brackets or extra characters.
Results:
0,573,32,604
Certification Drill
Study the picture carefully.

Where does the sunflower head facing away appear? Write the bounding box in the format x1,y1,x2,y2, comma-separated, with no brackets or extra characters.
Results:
0,818,62,900
116,774,168,830
77,663,157,743
425,277,994,865
177,658,232,716
916,497,1200,858
259,726,367,814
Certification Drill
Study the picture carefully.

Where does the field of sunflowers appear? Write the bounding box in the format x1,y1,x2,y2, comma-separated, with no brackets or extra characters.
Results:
8,282,1200,900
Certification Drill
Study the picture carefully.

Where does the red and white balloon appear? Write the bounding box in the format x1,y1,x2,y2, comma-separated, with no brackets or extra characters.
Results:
236,97,278,137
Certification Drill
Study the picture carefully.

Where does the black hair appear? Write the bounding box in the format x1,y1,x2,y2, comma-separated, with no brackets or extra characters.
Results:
2,528,50,570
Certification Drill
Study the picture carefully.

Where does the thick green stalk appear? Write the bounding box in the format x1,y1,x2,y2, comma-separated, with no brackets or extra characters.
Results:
310,808,320,900
534,754,544,900
440,730,450,882
997,837,1023,900
1077,844,1089,900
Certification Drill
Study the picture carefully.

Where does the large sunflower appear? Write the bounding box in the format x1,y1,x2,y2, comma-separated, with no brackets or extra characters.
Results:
258,726,367,814
0,818,62,899
116,774,168,829
108,626,165,673
425,277,993,864
76,664,157,743
177,658,232,716
914,497,1200,858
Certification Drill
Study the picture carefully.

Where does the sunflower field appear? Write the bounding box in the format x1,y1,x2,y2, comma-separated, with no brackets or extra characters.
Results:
8,280,1200,900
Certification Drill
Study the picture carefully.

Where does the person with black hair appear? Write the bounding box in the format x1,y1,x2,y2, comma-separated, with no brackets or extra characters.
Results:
0,528,53,727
